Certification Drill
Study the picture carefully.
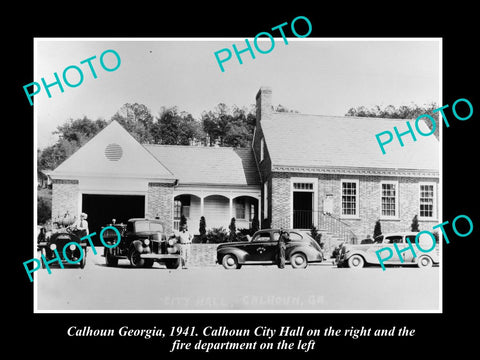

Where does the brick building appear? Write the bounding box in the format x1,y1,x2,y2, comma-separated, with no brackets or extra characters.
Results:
49,86,439,245
49,120,260,239
252,87,440,244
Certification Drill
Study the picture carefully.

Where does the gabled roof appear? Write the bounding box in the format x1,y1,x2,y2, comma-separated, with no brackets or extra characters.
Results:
50,121,175,180
261,112,439,173
143,145,260,186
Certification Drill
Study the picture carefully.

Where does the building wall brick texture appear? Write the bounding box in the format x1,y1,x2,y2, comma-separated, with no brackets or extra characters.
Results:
51,179,79,222
147,183,174,234
269,172,439,238
50,180,175,234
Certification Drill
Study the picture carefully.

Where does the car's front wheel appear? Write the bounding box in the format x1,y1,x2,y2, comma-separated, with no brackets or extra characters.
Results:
417,255,433,268
143,259,154,268
79,252,86,269
105,249,118,267
222,254,241,269
129,248,145,268
165,259,180,269
347,254,365,268
290,253,308,269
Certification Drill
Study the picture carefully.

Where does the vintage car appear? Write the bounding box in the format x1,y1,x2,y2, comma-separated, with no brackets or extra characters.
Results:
37,226,88,269
101,218,184,269
336,232,440,268
216,229,324,269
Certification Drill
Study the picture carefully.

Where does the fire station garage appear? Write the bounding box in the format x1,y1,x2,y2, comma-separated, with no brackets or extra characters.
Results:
81,194,145,243
49,121,177,243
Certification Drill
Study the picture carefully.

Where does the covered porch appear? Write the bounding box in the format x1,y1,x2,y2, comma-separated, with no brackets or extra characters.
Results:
173,188,260,234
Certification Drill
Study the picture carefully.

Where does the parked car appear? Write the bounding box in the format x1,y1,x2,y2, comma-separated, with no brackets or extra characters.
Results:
102,218,183,269
216,229,324,269
336,232,439,268
37,226,87,269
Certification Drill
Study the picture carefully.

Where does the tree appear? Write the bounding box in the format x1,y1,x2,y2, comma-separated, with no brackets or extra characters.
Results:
229,217,237,242
37,196,51,224
411,214,420,232
38,117,107,171
152,106,204,145
111,103,155,143
201,103,296,148
201,103,232,146
201,104,256,147
199,216,207,243
373,220,382,239
345,102,440,139
54,117,107,145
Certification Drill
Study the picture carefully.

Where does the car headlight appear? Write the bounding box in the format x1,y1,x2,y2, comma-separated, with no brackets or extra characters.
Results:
50,243,57,250
144,239,150,246
168,239,175,246
167,245,180,254
69,244,76,251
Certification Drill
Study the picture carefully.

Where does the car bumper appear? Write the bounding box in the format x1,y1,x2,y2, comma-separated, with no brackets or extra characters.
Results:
140,253,182,260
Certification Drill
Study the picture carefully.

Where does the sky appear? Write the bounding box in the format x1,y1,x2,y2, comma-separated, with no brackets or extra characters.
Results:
34,38,440,149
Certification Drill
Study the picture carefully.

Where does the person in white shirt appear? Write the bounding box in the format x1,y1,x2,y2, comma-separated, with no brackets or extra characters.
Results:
178,226,192,269
76,212,89,236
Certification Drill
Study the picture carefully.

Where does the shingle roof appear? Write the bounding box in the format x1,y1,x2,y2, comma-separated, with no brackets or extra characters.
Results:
143,145,260,186
262,112,439,172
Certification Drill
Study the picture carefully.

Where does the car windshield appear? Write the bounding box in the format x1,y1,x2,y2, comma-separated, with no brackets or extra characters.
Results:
135,221,163,232
384,235,403,244
273,231,306,241
252,233,272,242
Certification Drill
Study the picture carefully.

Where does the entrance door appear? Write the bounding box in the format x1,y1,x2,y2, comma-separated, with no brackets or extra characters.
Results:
82,194,145,245
293,192,313,229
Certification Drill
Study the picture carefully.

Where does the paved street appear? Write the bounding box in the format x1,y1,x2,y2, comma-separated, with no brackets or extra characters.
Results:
35,248,440,312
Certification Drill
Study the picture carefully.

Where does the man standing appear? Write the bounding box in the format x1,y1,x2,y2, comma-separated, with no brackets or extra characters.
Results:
277,230,288,269
179,226,192,269
76,213,89,237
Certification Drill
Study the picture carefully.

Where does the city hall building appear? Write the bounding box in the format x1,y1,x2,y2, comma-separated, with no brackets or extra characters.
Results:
49,87,440,243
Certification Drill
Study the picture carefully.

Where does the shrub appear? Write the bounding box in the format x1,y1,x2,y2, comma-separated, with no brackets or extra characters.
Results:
228,217,237,241
411,214,420,232
37,196,51,225
373,220,382,239
206,227,229,243
251,216,259,235
199,216,207,243
310,225,323,246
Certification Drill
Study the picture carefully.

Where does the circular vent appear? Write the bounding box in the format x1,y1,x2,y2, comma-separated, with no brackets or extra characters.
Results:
104,143,123,161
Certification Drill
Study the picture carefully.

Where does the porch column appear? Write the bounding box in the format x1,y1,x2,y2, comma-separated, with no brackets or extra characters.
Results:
200,196,204,216
229,197,233,220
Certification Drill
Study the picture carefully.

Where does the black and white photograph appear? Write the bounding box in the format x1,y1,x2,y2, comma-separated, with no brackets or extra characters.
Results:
33,38,441,312
12,6,478,357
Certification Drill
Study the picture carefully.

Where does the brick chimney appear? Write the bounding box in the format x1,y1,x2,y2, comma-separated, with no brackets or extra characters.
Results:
255,86,272,127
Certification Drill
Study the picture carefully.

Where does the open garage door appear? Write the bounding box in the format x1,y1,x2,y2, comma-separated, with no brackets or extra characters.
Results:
82,194,145,245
